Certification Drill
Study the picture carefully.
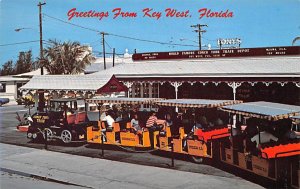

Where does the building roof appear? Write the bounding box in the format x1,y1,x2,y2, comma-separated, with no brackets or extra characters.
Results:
91,56,300,78
220,101,300,120
84,54,133,74
20,74,113,92
20,54,300,92
0,76,30,82
14,68,48,77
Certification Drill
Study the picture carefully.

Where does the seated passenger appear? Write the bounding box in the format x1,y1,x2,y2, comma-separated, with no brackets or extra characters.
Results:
146,111,165,148
115,112,123,122
131,114,142,132
100,105,110,121
199,116,208,129
214,117,224,126
283,124,300,140
103,110,115,129
191,117,203,134
146,111,165,130
159,113,173,136
251,126,278,148
131,114,142,144
165,113,173,127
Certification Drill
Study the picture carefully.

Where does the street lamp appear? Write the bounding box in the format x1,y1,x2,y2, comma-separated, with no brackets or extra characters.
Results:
14,28,34,32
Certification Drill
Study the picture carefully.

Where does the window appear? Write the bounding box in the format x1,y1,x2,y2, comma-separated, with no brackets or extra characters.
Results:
152,83,159,98
0,83,6,93
129,82,159,110
17,83,25,97
130,83,159,98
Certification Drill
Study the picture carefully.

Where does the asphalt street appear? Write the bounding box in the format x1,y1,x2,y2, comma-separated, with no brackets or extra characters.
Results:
0,104,273,188
0,143,263,189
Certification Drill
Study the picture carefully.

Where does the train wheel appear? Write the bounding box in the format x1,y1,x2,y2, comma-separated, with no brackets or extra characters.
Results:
191,156,203,164
61,130,72,143
42,128,53,140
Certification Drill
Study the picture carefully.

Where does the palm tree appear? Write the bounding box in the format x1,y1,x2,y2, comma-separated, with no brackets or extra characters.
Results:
43,40,95,74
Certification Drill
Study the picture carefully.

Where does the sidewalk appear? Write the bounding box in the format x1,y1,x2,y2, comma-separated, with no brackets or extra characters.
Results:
0,143,263,189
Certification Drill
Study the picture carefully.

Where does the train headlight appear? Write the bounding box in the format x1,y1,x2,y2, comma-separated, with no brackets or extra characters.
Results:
27,133,32,138
32,133,37,139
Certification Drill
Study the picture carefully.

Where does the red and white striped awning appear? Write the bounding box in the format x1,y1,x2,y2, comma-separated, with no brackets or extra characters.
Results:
155,99,242,108
86,97,163,105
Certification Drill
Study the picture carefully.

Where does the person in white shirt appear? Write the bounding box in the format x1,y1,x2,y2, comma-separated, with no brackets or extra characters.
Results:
251,130,278,148
103,110,115,128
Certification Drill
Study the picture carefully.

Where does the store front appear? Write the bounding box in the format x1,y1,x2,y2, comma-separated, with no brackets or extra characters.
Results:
21,46,300,108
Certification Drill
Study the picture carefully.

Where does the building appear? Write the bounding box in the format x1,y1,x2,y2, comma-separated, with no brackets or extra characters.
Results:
0,50,133,102
0,68,45,101
21,46,300,107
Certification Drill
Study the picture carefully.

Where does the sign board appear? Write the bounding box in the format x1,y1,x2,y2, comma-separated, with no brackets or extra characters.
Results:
132,46,300,61
217,38,242,46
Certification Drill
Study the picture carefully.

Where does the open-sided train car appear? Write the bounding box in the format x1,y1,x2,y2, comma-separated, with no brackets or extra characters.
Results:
27,98,91,143
219,101,300,188
154,99,242,163
85,97,162,148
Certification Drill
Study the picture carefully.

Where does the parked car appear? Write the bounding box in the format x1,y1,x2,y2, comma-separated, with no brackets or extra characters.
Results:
0,98,9,106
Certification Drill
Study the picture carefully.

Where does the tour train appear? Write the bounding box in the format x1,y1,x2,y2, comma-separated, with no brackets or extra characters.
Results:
27,97,300,188
27,98,91,143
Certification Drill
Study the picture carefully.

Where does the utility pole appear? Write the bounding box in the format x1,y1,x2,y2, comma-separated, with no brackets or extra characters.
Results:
38,1,46,75
38,1,46,112
191,24,208,50
112,48,115,67
101,32,108,70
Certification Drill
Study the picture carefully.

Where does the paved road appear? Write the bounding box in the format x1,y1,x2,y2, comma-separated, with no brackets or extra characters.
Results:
0,105,272,188
1,170,86,189
0,143,263,189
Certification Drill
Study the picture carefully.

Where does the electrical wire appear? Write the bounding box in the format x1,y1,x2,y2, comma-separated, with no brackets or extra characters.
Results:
43,13,101,33
43,13,199,48
0,40,40,47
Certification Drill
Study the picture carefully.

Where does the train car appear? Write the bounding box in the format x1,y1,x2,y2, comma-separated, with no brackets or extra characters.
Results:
155,99,242,163
27,98,92,143
219,101,300,188
85,97,162,148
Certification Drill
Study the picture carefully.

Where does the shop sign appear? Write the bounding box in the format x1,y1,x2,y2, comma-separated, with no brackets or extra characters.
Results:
132,46,300,61
217,38,241,46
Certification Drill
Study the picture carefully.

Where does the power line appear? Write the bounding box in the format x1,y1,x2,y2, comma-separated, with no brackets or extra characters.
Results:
43,13,100,33
43,13,198,48
109,33,198,47
0,40,40,47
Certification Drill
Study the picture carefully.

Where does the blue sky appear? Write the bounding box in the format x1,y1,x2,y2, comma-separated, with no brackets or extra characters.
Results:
0,0,300,66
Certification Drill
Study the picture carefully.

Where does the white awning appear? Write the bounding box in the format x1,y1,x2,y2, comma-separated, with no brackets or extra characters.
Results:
20,74,113,93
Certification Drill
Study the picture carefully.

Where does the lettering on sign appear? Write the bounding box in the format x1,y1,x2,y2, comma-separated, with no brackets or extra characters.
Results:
188,145,203,150
218,38,242,46
132,46,300,61
253,164,267,172
33,115,49,124
121,137,135,141
109,85,118,90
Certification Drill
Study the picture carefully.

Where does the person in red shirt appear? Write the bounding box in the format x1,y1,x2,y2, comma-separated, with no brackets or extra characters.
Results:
146,111,166,148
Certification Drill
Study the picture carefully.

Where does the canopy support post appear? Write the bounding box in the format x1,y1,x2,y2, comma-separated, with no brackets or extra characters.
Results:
227,82,242,128
171,82,183,112
123,82,133,98
33,92,39,113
